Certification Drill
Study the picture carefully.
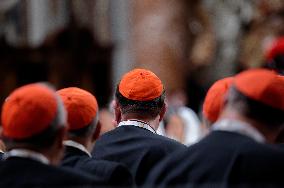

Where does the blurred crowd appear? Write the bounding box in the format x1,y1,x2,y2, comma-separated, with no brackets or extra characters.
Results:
1,0,284,187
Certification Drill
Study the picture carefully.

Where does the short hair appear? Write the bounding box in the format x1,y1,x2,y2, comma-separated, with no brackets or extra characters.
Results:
115,86,166,119
226,86,284,127
67,116,98,138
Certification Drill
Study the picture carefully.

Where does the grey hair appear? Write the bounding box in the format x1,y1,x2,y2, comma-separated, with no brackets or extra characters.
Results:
37,82,67,129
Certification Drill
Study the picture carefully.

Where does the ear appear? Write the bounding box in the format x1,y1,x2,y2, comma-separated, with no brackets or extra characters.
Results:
159,103,167,122
113,100,121,126
0,128,6,152
92,121,102,141
55,126,67,149
50,126,67,165
0,127,3,139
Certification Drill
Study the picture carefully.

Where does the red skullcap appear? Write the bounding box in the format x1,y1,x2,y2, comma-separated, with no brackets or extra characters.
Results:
203,77,234,123
234,69,284,111
57,87,98,130
266,37,284,61
1,83,58,139
119,69,164,101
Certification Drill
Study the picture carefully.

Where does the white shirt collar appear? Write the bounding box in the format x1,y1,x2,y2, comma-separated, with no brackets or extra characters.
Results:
118,119,156,134
212,119,266,143
63,140,91,157
4,149,50,165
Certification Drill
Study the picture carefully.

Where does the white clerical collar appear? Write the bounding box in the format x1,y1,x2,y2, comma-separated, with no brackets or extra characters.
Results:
118,119,156,134
4,149,50,165
212,119,266,143
63,140,91,157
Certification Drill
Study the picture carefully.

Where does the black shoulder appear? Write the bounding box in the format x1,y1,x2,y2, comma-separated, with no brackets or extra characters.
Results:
54,165,106,186
151,134,187,150
105,161,135,186
71,157,135,187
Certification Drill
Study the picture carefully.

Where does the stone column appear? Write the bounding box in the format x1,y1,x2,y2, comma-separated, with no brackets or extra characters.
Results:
109,0,133,88
26,0,68,47
131,0,189,92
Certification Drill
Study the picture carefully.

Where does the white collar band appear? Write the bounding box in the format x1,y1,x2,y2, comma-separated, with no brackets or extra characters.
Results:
64,140,92,157
118,119,156,134
212,119,266,143
4,149,50,165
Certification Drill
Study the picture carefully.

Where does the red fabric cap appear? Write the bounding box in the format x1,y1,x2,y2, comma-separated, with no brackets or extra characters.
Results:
265,37,284,61
119,69,164,101
234,69,284,111
1,84,57,139
203,77,234,123
57,87,98,130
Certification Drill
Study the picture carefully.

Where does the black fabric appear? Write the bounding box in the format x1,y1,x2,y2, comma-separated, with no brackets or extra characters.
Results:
265,54,284,75
146,131,284,187
92,125,186,185
0,152,3,160
0,157,104,187
61,146,135,187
